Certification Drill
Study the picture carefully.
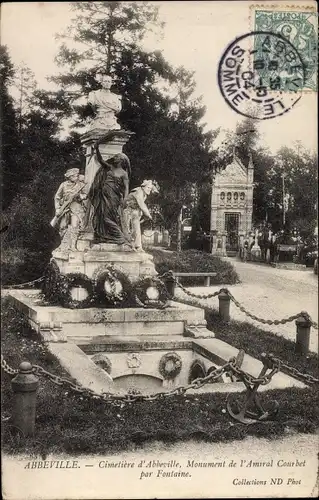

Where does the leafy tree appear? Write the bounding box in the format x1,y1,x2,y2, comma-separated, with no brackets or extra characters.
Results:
12,62,37,133
0,45,21,209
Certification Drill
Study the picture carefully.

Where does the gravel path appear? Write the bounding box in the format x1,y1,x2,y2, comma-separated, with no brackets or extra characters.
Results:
177,258,318,353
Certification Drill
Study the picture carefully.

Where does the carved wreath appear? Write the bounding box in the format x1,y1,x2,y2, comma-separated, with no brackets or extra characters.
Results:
41,263,94,308
159,352,182,380
132,276,169,308
93,265,133,307
91,354,112,374
62,273,95,309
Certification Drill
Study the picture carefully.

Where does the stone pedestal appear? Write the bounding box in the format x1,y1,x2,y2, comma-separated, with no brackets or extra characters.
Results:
52,244,157,282
81,128,134,189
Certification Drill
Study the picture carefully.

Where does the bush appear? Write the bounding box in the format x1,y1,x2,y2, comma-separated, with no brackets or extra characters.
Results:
1,248,51,286
150,249,239,285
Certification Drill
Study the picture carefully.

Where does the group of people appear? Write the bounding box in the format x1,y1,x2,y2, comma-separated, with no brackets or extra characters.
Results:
52,144,159,252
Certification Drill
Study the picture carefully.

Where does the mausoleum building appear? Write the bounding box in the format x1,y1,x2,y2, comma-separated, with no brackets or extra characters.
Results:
211,150,254,256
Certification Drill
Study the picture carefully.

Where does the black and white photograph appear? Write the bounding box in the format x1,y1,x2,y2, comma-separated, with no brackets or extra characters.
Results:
1,1,318,498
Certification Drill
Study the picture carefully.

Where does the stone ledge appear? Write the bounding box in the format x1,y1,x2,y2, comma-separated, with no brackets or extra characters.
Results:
47,342,114,394
8,291,205,326
184,325,214,338
80,338,193,353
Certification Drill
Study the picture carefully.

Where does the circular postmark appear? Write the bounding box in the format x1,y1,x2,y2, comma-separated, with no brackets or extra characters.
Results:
218,31,306,120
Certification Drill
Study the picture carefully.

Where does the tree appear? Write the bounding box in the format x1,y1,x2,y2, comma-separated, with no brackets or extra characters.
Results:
275,144,317,241
12,62,37,133
0,45,21,209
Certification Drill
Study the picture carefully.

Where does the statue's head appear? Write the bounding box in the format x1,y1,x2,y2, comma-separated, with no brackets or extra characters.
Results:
141,180,159,195
109,153,131,176
97,73,112,90
65,168,80,183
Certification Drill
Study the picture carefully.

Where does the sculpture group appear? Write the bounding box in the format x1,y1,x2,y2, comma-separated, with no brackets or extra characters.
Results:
52,73,160,254
53,155,159,252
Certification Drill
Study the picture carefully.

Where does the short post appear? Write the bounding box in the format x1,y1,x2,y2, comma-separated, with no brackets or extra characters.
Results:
219,289,230,322
165,272,176,299
204,276,210,287
295,314,311,355
11,361,39,437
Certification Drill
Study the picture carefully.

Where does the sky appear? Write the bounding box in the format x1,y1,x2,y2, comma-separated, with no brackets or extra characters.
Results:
1,1,317,153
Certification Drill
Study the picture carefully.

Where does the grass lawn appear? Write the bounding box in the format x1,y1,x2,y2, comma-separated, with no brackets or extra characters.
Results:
1,298,318,457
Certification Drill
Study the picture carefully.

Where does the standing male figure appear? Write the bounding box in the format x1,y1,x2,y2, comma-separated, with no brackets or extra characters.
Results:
52,168,87,251
123,180,159,251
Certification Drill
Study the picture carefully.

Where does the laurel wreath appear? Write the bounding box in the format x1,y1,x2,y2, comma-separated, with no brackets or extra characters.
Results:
62,273,96,309
93,265,132,307
41,260,60,303
132,276,169,308
91,354,112,374
159,352,182,380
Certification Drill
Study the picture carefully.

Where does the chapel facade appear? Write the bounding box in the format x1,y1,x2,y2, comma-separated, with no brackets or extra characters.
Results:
211,150,254,256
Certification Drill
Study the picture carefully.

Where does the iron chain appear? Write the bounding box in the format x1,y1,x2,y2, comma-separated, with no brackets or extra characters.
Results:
159,272,317,329
31,361,233,404
1,355,19,376
226,290,304,326
175,281,221,299
3,352,308,406
2,276,44,290
267,355,319,385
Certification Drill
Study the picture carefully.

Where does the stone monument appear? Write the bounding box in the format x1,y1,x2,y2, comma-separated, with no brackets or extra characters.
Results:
51,74,157,281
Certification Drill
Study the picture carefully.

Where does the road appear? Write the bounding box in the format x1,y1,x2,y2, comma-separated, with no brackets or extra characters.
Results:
177,258,318,353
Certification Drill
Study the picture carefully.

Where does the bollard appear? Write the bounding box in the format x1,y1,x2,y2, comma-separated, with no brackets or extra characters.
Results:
218,289,230,322
295,314,312,355
164,273,176,298
11,361,39,437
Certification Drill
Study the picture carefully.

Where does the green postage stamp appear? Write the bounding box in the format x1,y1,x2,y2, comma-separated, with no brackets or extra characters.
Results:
252,5,318,91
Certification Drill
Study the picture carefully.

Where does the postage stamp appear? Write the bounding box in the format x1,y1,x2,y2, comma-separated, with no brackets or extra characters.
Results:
217,31,305,120
251,4,318,92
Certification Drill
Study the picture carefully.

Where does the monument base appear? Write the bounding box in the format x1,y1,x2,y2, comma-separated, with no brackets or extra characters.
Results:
52,244,157,282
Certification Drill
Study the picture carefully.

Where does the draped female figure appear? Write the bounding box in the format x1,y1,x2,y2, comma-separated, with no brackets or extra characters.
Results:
88,144,132,246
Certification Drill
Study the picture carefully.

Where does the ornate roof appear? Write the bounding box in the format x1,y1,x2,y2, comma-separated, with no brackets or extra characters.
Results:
216,153,252,185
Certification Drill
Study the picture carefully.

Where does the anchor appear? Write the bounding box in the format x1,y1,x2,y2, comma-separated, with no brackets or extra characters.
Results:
227,352,279,425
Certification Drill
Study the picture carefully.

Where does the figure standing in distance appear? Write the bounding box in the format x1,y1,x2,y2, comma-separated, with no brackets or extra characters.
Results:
52,168,87,251
88,142,134,248
123,180,159,252
87,74,121,131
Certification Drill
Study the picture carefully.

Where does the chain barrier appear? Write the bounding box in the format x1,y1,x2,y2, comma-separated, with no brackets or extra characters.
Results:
158,271,318,329
2,353,284,404
1,355,19,376
31,360,233,403
2,352,318,428
226,289,306,326
176,281,222,299
267,354,319,385
2,276,44,290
